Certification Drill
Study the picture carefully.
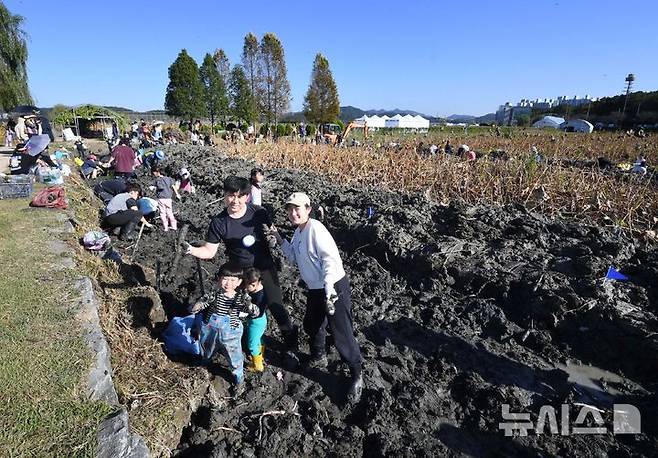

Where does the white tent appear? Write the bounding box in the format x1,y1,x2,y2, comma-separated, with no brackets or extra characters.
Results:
561,119,594,133
413,115,430,129
385,114,429,129
354,114,386,128
532,116,565,129
384,114,404,128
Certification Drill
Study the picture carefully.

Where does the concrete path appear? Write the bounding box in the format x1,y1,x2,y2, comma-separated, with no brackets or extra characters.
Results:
0,146,12,174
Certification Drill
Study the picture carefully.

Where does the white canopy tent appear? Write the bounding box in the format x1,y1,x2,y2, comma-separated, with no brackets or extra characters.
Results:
354,115,386,128
561,119,594,133
533,116,565,129
384,114,429,129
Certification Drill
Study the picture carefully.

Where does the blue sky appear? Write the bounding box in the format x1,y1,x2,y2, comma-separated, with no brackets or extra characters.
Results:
5,0,657,116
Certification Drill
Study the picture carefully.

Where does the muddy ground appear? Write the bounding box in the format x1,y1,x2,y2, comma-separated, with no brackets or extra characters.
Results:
105,144,658,457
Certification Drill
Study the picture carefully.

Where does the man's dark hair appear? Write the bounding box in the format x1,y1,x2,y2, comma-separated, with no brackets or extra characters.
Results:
119,137,130,146
250,167,263,178
242,267,262,284
216,262,243,279
223,176,251,196
152,166,162,175
126,183,142,195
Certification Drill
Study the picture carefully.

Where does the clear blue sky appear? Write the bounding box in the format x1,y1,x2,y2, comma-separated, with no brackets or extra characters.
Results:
6,0,657,116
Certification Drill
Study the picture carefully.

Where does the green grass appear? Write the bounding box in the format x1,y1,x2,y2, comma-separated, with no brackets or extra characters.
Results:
0,197,113,457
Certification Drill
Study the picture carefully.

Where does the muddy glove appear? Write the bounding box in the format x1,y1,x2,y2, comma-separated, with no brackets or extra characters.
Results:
325,290,338,316
237,291,255,318
261,224,278,249
181,241,192,255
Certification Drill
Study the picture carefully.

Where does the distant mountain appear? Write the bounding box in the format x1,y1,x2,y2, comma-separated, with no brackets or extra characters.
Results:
282,105,436,123
447,114,476,122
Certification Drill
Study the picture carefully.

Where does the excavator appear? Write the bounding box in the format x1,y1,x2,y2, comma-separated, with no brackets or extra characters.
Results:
322,121,368,146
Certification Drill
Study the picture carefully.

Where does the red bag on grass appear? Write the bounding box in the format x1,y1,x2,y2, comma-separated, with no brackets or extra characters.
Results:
30,186,68,209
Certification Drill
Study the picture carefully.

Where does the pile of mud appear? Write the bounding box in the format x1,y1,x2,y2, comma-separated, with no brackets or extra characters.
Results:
112,144,658,456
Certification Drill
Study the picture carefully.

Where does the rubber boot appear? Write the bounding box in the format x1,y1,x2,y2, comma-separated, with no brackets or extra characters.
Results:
260,345,265,358
282,325,299,352
119,220,138,241
306,352,328,370
347,370,364,405
247,354,264,372
282,326,300,370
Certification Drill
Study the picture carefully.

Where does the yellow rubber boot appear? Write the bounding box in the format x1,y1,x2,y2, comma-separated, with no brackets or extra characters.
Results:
249,354,264,372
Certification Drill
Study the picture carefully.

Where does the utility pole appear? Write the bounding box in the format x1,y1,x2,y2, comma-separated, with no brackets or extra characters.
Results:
621,73,635,124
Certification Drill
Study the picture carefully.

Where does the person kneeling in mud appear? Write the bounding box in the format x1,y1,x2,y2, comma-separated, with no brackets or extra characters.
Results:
190,263,259,397
267,192,364,404
242,268,269,372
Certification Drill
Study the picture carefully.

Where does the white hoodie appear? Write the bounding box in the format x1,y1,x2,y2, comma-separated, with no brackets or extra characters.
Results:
281,219,345,295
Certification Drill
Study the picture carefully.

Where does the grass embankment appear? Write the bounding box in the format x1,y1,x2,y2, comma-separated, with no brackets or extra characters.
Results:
0,196,112,457
65,175,208,457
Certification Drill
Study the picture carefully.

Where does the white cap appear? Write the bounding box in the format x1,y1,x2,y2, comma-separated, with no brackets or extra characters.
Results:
285,192,311,208
459,144,470,152
179,168,190,178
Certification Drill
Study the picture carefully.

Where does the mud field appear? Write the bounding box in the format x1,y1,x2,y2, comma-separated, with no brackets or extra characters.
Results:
106,144,658,457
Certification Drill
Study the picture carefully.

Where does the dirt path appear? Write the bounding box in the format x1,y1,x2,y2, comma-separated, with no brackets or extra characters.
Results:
0,146,12,173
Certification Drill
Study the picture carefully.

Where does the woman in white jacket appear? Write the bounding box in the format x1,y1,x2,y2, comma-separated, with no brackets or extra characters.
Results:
270,192,363,404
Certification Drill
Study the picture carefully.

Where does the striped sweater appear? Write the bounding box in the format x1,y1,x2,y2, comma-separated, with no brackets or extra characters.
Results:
196,290,244,328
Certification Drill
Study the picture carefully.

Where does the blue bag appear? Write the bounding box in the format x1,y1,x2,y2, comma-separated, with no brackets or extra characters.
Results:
162,314,201,355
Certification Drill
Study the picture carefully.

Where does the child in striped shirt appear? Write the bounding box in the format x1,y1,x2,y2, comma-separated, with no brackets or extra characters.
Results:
191,263,258,396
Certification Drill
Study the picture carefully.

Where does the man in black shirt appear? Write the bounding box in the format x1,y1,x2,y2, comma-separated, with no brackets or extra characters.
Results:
93,178,128,204
187,176,298,352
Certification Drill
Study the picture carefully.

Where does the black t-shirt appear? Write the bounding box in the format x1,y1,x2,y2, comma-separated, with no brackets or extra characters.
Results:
10,152,37,174
206,204,273,269
99,179,127,196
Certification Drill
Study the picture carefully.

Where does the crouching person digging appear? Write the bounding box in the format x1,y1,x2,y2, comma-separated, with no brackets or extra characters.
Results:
190,263,259,397
268,192,364,405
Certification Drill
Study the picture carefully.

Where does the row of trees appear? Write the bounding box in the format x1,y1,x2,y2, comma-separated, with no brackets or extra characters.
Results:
0,2,32,112
164,32,340,129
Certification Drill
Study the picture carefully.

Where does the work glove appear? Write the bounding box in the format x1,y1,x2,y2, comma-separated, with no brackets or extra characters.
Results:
148,185,156,191
261,223,278,248
237,291,256,317
325,289,338,316
181,241,192,255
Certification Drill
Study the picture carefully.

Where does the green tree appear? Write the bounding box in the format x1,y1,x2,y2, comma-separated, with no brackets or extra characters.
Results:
199,53,228,129
258,33,291,125
164,49,205,121
516,114,530,127
0,2,32,111
241,33,260,126
303,53,340,124
229,65,256,126
48,104,70,126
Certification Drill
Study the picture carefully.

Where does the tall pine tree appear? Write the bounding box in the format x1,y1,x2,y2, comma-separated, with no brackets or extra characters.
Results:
200,52,228,129
303,53,340,124
241,33,260,126
0,2,32,111
229,65,256,126
258,33,290,125
164,49,205,121
212,49,231,84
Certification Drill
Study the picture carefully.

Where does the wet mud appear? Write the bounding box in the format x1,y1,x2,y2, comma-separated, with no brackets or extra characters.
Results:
107,144,658,457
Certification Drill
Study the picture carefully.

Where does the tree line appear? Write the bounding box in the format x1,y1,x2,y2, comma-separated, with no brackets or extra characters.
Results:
0,2,32,112
164,32,341,130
